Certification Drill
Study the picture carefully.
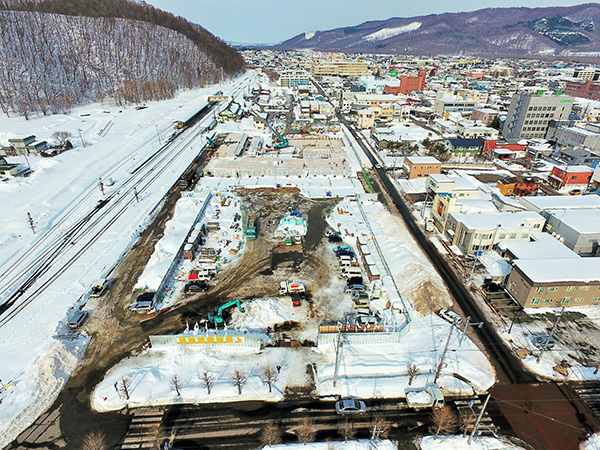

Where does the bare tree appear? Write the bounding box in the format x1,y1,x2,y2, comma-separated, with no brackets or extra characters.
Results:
458,407,475,437
259,423,283,447
430,406,458,439
261,366,278,393
232,369,247,395
51,131,72,148
296,417,317,445
370,415,392,439
118,376,131,400
407,364,419,386
201,370,214,395
81,430,106,450
338,420,356,443
170,374,182,396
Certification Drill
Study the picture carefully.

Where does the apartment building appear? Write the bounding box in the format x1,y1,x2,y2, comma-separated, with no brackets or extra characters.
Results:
506,258,600,308
503,93,573,139
384,69,427,95
433,98,476,116
553,123,600,153
279,70,310,88
311,55,369,80
445,211,546,254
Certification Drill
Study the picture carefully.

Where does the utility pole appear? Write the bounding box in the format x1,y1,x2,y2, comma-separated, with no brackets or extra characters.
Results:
537,307,564,363
155,124,162,145
434,321,456,383
459,316,484,346
468,394,491,444
78,128,84,148
133,187,140,203
98,178,105,196
333,323,344,387
508,311,521,334
27,212,36,234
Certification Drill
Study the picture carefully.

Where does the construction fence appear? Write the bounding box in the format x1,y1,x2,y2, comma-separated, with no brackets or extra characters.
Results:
317,325,411,346
150,330,267,350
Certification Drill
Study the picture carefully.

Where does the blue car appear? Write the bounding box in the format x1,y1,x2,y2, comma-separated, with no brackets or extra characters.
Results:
333,245,350,253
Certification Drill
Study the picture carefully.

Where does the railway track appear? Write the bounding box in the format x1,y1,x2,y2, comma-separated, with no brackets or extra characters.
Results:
0,102,217,327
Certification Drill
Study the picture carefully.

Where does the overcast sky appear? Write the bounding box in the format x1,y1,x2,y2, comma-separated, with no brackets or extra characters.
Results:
145,0,589,44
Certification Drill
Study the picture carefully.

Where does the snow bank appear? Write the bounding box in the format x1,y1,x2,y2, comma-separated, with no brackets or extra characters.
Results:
263,440,397,450
421,435,525,449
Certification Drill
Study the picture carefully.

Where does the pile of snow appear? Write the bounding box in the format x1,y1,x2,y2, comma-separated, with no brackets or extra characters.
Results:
582,433,600,450
420,435,525,449
263,440,397,450
363,22,422,41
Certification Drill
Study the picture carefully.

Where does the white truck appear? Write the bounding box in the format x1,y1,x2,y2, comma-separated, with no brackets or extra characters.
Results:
405,383,444,409
279,281,306,295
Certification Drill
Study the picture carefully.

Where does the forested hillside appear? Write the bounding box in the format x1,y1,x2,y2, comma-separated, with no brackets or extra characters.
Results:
0,0,245,118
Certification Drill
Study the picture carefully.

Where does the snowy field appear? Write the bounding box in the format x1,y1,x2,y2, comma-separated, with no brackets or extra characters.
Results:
0,73,258,448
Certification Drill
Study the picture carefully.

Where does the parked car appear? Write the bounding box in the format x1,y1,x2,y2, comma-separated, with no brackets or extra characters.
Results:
336,250,355,258
135,292,155,303
67,311,89,329
292,292,302,308
438,308,462,325
131,300,154,312
335,398,366,415
344,284,366,294
185,281,209,293
333,245,350,253
346,276,364,286
328,234,343,243
483,278,502,292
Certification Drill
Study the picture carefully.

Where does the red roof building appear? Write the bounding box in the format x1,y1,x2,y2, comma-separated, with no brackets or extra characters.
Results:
548,165,593,192
384,69,427,95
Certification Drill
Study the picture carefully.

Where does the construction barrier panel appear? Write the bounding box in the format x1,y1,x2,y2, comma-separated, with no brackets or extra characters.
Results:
149,331,267,350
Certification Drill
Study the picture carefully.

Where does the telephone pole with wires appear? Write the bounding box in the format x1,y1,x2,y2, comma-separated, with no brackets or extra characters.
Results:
434,320,456,383
27,212,36,234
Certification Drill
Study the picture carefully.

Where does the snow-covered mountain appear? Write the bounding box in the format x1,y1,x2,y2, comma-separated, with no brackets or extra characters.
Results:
0,0,245,117
275,3,600,57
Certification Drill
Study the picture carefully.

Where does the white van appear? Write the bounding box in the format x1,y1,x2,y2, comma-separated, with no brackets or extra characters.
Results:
341,267,362,279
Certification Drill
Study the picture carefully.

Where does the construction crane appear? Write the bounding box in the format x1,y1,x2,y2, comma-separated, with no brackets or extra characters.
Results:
249,108,289,149
208,299,245,326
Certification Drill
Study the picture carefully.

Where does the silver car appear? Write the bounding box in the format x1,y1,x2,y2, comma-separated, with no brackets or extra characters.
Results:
335,398,367,415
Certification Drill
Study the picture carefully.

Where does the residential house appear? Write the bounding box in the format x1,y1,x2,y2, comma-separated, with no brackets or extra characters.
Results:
470,108,499,126
357,109,374,129
547,165,593,193
496,176,540,196
444,138,484,157
1,135,47,156
404,156,441,180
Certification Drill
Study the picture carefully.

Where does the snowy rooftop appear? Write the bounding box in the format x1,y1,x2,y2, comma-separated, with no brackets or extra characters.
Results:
498,231,580,260
457,198,498,214
545,208,600,233
450,211,545,231
406,156,440,165
514,257,600,283
519,194,600,211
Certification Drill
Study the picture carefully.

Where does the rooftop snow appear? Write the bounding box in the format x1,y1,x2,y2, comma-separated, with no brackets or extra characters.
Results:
514,257,600,283
519,194,600,211
545,208,600,233
450,211,544,231
498,231,580,260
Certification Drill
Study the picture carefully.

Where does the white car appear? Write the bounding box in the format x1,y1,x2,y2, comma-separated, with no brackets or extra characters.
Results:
438,308,462,325
335,398,366,415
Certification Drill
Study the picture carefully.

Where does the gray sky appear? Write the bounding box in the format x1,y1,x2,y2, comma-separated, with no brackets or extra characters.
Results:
145,0,589,44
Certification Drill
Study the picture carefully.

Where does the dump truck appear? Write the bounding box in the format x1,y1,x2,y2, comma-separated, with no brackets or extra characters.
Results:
279,281,306,295
405,383,444,409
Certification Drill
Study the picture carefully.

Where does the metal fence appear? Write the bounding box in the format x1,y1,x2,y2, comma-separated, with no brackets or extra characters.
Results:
317,327,410,346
